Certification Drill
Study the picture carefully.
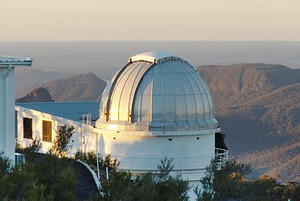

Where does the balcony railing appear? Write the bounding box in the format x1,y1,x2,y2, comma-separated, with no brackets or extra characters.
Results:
215,148,228,168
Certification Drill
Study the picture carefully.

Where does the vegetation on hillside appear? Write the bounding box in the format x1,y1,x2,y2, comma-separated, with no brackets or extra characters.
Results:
195,159,300,201
236,141,300,183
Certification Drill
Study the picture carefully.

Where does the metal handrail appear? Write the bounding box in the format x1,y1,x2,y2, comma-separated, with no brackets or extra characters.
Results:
215,148,228,168
76,160,102,193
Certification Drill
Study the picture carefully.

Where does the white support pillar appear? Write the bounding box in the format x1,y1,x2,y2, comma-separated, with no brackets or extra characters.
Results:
0,55,32,165
0,66,15,165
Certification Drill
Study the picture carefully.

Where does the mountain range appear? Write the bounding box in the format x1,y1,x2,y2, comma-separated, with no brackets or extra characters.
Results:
197,63,300,183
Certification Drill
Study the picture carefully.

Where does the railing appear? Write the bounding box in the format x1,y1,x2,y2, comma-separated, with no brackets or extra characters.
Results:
15,153,25,166
215,148,228,168
76,160,103,195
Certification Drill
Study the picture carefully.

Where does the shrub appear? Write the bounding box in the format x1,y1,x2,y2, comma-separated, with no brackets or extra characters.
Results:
49,125,74,158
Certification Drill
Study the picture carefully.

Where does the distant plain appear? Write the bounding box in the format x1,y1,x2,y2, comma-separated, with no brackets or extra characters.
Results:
1,41,300,80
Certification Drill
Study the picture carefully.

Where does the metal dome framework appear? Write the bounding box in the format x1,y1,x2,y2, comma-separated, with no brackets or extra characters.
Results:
97,52,218,132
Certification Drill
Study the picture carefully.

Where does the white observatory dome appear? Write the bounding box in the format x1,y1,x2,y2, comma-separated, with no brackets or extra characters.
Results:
96,51,218,133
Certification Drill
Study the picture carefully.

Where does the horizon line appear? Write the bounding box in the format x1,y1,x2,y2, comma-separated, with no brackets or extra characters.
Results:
1,40,300,43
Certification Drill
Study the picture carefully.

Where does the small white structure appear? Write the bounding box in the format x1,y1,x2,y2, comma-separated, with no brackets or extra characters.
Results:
0,55,32,164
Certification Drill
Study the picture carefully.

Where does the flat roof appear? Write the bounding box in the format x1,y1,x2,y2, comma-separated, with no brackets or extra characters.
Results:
0,55,32,67
16,101,99,124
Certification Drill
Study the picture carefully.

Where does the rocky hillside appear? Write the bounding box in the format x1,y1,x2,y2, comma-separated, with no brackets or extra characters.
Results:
15,69,70,98
198,63,300,110
40,73,107,102
197,63,300,182
236,141,300,183
16,87,54,103
19,73,107,102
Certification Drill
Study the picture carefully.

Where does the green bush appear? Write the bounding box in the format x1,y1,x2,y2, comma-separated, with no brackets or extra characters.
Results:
195,159,300,201
0,145,76,201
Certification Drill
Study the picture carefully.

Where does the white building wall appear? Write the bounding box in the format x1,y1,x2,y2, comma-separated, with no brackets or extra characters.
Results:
15,106,100,157
98,129,216,182
0,67,16,164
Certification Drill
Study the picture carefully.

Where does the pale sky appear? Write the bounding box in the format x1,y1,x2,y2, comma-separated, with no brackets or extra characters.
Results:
0,0,300,41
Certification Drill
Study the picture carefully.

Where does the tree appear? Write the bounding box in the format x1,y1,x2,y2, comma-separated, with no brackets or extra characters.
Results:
195,159,253,201
0,152,11,176
10,137,77,201
157,157,174,180
0,152,50,201
16,138,42,162
194,159,300,201
49,125,74,158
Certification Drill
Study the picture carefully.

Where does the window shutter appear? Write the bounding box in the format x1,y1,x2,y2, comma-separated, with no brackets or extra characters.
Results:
42,121,52,142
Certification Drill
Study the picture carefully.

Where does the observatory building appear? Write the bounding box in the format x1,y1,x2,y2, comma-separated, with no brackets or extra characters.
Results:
95,52,224,183
15,51,227,187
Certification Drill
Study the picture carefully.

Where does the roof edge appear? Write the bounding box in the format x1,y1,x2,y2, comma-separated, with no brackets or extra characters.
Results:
0,55,32,67
128,51,187,64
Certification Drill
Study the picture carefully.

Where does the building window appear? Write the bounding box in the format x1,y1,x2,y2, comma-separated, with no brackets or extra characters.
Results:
42,120,52,142
23,118,32,139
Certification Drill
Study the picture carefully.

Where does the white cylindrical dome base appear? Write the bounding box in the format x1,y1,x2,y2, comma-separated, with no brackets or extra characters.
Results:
98,128,219,182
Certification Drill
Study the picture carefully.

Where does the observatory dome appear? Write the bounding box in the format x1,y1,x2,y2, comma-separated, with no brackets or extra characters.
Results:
96,51,218,133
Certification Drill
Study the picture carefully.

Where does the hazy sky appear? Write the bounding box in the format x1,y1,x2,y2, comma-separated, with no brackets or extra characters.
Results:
0,0,300,41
